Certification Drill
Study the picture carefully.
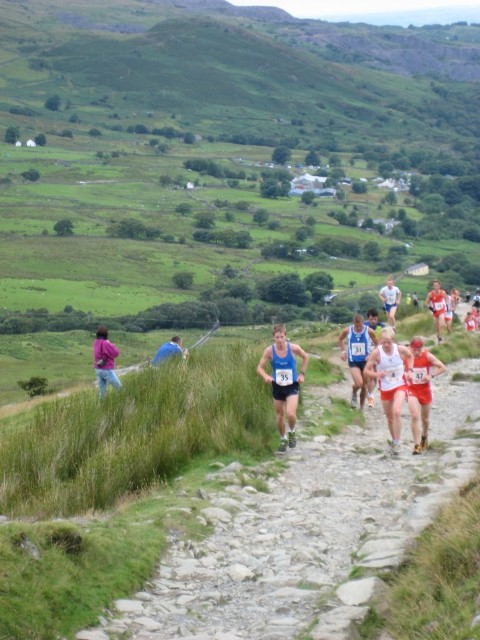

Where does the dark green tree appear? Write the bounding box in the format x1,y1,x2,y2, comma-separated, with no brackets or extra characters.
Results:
172,271,194,289
362,241,381,262
107,219,160,240
352,181,368,194
253,209,269,226
175,203,192,216
215,297,251,325
304,150,320,166
194,212,215,229
301,191,316,205
272,145,291,164
53,219,74,236
258,273,309,307
21,169,40,182
260,172,291,199
159,175,172,187
44,95,61,111
34,133,47,146
17,376,49,397
5,126,20,144
304,271,334,303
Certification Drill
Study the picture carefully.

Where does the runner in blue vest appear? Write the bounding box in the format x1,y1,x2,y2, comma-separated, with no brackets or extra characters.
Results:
338,314,379,410
257,323,309,453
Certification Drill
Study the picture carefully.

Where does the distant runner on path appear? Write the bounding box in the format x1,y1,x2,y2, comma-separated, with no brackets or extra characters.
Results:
406,336,447,455
378,277,402,331
425,279,448,344
257,324,309,453
365,328,413,456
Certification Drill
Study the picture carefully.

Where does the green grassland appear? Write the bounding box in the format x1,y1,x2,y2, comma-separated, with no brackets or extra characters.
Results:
1,6,480,637
0,0,479,404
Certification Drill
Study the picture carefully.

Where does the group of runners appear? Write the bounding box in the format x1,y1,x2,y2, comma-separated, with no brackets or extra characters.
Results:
257,276,467,457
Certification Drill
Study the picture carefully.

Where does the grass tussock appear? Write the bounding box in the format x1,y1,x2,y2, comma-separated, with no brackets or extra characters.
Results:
382,485,480,640
431,330,480,364
0,343,274,517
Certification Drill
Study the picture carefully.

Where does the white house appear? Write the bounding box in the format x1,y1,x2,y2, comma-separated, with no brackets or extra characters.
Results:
405,262,429,276
26,139,36,147
291,173,328,190
15,141,22,147
289,173,332,196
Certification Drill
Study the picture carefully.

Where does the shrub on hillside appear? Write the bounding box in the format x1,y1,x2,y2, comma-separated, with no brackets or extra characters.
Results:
17,376,49,397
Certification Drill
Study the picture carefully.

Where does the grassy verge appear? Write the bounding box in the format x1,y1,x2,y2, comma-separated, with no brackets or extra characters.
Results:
381,481,480,640
356,333,480,640
0,342,348,639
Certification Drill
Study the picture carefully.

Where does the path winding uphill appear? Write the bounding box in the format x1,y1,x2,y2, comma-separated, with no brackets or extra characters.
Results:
77,358,480,640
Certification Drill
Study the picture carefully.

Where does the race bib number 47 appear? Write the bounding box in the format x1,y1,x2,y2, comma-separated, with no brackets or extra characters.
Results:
412,367,428,384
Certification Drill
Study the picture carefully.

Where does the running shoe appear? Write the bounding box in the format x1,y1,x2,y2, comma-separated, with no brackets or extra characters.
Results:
420,435,429,451
412,444,422,455
288,431,297,448
391,443,401,456
277,440,288,453
367,396,375,409
351,393,358,409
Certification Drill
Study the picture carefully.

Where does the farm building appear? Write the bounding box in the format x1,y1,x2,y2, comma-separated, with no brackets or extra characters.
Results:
405,262,429,276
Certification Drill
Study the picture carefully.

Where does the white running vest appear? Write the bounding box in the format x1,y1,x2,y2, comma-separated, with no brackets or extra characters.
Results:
377,343,405,392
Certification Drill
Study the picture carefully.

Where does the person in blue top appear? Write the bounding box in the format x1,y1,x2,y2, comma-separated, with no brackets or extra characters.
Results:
338,314,379,410
363,309,386,407
151,336,188,365
257,323,309,453
364,308,386,338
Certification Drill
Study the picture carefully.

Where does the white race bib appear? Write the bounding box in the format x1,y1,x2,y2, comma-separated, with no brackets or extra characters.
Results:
434,301,444,311
275,369,293,386
351,343,366,356
412,367,428,384
386,366,404,380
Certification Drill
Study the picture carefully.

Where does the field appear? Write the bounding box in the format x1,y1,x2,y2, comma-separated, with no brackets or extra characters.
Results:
1,0,479,404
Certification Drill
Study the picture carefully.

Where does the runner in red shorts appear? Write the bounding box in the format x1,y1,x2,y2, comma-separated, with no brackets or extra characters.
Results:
425,279,447,343
365,328,413,456
406,336,447,455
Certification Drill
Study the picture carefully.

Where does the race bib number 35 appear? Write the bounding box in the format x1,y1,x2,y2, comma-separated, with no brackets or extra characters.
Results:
275,369,293,386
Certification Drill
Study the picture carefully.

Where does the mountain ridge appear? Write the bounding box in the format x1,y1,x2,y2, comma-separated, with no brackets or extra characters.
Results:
45,0,480,81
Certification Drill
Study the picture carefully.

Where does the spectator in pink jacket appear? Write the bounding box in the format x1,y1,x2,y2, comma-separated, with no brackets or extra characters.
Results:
93,325,122,399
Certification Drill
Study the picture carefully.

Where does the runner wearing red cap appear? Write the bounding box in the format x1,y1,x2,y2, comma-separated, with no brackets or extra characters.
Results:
406,336,447,454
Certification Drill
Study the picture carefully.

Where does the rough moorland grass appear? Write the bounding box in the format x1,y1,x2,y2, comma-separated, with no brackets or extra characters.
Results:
0,344,274,517
0,328,204,407
0,489,209,640
381,483,480,640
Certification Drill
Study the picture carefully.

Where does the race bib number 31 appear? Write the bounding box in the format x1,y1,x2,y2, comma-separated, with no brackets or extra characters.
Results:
275,369,293,386
351,343,366,356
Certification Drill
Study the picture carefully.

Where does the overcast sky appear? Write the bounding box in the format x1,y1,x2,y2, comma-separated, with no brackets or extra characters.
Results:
230,0,480,21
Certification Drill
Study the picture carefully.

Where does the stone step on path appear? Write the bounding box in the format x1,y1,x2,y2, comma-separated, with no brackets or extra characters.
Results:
76,359,480,640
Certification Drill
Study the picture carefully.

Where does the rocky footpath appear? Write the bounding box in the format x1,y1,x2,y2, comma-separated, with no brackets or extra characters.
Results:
77,358,480,640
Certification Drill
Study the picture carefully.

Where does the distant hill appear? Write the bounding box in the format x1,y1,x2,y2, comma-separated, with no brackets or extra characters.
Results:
322,6,480,28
